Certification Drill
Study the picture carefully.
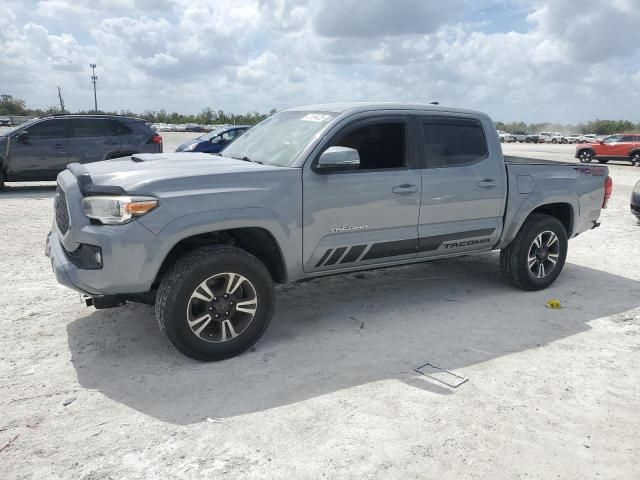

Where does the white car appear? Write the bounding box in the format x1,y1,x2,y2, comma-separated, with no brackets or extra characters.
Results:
539,132,567,144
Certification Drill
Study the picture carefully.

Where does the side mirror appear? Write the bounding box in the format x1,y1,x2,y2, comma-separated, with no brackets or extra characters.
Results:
16,131,29,143
317,146,360,170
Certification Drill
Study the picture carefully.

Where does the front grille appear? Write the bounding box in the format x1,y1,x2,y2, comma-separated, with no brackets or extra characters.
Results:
55,186,70,233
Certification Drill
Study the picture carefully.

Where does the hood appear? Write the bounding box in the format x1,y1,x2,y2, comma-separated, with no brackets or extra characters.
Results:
67,152,297,194
175,138,201,151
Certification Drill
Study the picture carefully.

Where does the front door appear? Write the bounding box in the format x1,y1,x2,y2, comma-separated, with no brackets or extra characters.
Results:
416,115,506,257
302,116,421,272
8,119,69,180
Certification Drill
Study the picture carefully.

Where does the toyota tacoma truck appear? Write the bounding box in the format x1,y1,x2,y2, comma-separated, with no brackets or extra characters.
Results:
46,103,612,361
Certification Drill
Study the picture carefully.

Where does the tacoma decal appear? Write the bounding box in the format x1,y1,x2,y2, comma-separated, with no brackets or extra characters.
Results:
442,238,491,249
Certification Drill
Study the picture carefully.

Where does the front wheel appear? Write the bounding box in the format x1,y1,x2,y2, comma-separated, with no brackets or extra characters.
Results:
578,150,593,163
552,138,558,144
156,245,275,361
500,214,568,291
631,152,640,167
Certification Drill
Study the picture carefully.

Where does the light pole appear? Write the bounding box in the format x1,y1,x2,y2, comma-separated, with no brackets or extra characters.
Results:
90,64,98,112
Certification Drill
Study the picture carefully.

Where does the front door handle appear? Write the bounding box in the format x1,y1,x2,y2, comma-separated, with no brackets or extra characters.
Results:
392,184,418,195
52,144,66,150
104,140,119,145
477,179,498,188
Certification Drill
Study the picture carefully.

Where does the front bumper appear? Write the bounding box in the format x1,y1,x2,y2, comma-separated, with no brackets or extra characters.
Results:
47,170,161,296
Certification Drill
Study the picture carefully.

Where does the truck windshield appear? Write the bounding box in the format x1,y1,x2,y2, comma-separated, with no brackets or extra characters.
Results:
221,111,336,167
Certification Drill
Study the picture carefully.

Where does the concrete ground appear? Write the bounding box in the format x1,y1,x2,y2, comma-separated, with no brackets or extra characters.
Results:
1,137,639,479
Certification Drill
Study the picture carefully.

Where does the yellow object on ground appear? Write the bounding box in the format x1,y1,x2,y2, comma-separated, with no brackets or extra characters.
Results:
546,299,562,309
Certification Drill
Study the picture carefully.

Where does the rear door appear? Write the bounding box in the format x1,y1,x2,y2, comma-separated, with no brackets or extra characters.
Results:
8,119,69,180
302,115,421,272
416,114,506,257
67,118,121,164
618,135,636,157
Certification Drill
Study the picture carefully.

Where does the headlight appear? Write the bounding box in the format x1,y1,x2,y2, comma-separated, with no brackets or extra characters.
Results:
82,196,158,225
183,143,197,151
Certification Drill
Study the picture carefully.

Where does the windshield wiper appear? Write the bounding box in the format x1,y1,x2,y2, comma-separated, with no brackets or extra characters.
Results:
228,155,263,164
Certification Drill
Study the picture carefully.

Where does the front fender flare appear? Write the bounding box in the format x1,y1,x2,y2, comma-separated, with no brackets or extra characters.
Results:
138,207,301,286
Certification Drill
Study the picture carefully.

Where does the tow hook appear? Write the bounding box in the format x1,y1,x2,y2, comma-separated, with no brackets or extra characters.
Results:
82,294,126,309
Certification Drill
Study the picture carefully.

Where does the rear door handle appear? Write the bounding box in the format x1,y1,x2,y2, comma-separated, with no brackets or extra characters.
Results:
52,144,66,150
477,179,498,188
104,140,119,145
392,184,418,195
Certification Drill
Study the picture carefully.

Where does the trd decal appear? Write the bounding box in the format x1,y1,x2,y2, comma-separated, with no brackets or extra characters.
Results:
329,224,368,233
442,238,492,249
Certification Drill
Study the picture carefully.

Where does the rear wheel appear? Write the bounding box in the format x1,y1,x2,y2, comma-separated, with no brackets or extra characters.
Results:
631,152,640,167
156,245,275,361
578,150,593,163
552,138,558,144
500,214,568,291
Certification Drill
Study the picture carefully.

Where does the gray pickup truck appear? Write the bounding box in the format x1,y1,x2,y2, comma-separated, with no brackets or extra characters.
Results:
46,103,612,361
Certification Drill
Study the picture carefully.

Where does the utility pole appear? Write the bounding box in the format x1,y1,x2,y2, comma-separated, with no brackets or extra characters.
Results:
57,86,65,112
90,64,98,112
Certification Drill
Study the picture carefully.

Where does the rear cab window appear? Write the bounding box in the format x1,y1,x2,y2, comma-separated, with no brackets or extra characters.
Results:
420,117,488,168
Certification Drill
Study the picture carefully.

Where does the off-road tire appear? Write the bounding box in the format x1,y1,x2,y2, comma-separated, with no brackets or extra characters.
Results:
500,214,568,291
155,245,275,361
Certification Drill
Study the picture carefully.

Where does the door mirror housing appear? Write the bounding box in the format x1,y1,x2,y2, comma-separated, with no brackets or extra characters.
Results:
317,146,360,170
15,130,29,143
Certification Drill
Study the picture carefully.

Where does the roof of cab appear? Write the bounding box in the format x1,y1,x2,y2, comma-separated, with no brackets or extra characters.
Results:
284,102,485,117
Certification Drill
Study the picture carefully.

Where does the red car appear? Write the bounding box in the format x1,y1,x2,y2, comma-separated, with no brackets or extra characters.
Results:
576,134,640,166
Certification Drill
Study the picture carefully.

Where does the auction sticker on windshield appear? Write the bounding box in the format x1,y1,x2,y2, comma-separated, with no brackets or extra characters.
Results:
301,113,332,122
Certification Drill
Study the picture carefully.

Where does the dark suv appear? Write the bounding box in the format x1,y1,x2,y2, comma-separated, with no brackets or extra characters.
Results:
0,115,162,187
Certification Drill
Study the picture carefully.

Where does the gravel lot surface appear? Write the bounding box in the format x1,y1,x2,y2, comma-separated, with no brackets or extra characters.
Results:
1,135,639,479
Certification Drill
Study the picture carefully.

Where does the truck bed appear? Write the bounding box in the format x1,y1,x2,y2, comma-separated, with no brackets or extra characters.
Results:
504,155,575,167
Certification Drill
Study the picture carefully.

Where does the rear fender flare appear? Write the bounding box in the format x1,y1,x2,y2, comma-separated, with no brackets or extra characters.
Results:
497,193,579,249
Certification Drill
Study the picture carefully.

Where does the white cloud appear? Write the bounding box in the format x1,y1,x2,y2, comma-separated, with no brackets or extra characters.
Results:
0,0,638,122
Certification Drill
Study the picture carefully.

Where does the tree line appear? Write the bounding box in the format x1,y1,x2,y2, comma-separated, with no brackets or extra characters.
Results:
2,93,639,133
0,94,275,126
495,119,640,136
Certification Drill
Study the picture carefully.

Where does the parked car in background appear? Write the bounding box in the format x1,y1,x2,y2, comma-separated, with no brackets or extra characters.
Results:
175,125,249,153
575,134,640,165
0,114,162,187
498,131,513,143
539,132,566,144
46,102,611,360
525,133,540,143
185,124,204,132
0,117,11,127
632,180,640,221
578,134,598,143
565,135,581,144
511,131,527,143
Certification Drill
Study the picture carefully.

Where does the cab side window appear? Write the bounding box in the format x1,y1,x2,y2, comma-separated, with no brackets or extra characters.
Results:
24,120,67,140
332,123,405,170
422,118,488,168
620,135,634,142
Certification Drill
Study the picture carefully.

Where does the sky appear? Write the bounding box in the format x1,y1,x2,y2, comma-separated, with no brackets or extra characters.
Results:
1,0,639,123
